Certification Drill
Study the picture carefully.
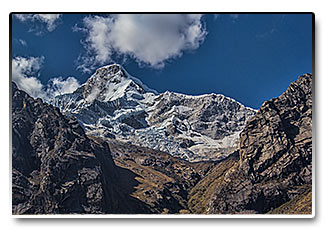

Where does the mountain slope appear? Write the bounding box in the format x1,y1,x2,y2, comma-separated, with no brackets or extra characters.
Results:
12,82,151,214
267,186,312,214
105,138,215,213
54,64,256,162
188,73,312,214
12,80,215,214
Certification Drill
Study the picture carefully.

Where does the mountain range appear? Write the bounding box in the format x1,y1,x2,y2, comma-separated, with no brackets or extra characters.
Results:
12,64,312,214
54,64,256,162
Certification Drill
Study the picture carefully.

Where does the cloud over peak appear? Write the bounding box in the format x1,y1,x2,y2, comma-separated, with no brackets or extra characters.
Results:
77,14,207,72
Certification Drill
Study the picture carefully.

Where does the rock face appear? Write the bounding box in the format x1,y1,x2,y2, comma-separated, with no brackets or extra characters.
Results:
12,82,151,214
267,186,312,214
54,64,256,162
206,74,312,214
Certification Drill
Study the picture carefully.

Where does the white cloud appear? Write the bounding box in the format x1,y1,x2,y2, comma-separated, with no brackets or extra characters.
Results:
85,87,101,103
77,14,207,71
12,56,80,101
46,77,81,98
12,56,45,98
14,14,61,32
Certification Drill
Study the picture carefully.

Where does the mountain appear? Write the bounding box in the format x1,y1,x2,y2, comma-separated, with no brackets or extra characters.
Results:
54,64,256,162
12,82,152,214
12,80,219,214
11,80,216,214
12,72,312,215
188,73,312,214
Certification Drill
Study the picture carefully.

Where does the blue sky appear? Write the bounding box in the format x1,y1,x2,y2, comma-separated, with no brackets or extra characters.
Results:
11,13,313,109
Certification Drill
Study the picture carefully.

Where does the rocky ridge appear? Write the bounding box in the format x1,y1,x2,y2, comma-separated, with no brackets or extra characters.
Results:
190,73,312,214
12,82,151,214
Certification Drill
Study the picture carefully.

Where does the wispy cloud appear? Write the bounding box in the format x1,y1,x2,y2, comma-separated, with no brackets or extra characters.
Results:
256,14,285,39
213,14,220,20
18,39,27,46
12,56,80,101
76,14,207,72
14,14,62,34
256,28,276,38
230,14,240,20
13,38,28,47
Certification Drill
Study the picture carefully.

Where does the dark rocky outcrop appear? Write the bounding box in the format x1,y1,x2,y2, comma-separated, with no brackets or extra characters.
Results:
267,185,312,214
204,73,312,214
12,82,151,214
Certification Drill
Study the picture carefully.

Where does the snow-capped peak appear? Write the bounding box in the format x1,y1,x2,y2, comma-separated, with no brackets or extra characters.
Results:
87,64,126,83
82,64,156,103
54,63,257,162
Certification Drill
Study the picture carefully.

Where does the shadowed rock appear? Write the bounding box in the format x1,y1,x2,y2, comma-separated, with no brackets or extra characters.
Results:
206,73,312,214
12,82,151,214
